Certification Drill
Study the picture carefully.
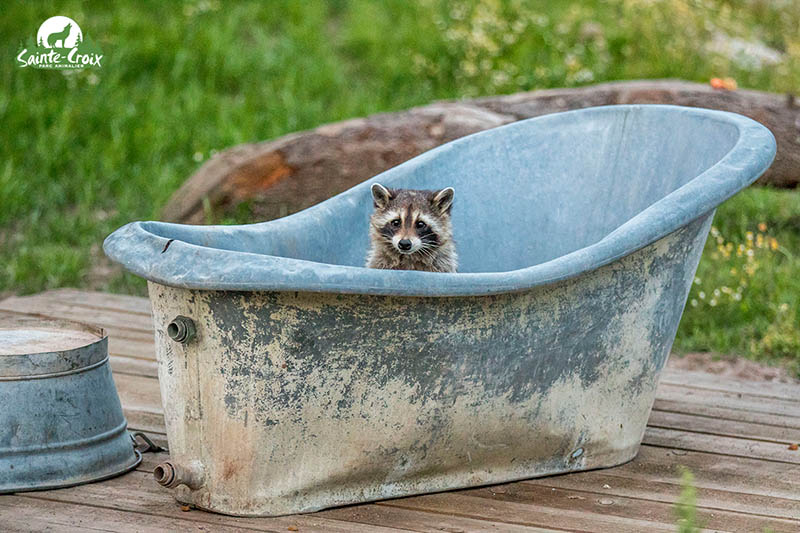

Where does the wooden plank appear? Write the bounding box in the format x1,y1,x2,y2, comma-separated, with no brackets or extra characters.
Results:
110,354,159,378
648,409,800,444
108,336,156,361
114,373,162,412
656,382,800,419
653,398,800,431
523,468,800,520
13,470,430,533
114,373,166,434
661,368,800,403
0,295,154,333
643,426,800,464
618,444,800,500
125,407,167,435
105,328,155,345
0,495,253,533
459,483,799,533
46,288,152,315
321,502,552,532
382,491,679,533
0,309,35,321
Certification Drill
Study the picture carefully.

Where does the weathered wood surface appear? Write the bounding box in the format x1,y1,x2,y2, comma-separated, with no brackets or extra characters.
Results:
1,288,799,532
162,79,800,224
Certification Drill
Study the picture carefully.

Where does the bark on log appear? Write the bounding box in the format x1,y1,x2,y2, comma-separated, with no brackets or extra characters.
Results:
163,80,799,224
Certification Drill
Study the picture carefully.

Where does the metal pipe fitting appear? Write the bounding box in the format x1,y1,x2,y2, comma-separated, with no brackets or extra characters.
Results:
167,316,196,344
153,460,204,489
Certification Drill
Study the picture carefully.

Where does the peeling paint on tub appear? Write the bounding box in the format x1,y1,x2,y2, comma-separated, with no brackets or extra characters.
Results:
146,214,712,516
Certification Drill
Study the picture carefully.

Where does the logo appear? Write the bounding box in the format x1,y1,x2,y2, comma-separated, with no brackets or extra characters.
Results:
17,16,103,69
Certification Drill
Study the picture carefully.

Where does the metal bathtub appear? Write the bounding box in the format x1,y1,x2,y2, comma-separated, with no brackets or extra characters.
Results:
104,105,776,516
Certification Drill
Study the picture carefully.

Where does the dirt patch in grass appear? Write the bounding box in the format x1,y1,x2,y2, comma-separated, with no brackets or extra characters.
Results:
668,352,799,384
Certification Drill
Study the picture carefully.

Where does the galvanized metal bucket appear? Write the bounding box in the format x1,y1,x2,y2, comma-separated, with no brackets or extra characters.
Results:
0,315,141,493
104,105,776,516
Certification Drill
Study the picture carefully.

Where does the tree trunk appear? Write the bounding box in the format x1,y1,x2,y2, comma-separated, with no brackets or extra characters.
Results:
162,80,799,224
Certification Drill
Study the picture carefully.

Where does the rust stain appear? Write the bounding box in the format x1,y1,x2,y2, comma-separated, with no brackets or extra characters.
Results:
221,460,239,481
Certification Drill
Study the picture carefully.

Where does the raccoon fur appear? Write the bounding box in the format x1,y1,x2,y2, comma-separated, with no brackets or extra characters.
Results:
365,183,457,273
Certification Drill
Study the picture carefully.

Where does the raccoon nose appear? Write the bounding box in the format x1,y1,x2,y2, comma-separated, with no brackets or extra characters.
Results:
398,239,412,251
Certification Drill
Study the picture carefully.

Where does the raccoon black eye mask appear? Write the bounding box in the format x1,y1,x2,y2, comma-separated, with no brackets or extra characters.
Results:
365,183,458,273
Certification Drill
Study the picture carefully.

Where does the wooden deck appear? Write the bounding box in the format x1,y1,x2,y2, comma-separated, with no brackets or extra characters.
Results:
1,288,798,532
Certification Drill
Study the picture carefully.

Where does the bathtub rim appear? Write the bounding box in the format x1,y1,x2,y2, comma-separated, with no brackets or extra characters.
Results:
103,104,776,297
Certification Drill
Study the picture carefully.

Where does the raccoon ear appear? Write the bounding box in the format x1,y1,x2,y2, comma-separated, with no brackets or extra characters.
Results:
371,183,392,209
432,187,455,215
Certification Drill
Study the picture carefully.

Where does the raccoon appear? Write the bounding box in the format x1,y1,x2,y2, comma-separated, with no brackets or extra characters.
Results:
365,183,458,272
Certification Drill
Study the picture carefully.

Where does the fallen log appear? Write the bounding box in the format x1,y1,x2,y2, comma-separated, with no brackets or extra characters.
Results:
162,80,799,224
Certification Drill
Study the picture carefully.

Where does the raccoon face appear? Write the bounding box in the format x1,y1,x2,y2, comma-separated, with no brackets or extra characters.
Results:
370,183,454,255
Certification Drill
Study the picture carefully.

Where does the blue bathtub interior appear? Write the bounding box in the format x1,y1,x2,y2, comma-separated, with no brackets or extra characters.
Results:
105,105,775,294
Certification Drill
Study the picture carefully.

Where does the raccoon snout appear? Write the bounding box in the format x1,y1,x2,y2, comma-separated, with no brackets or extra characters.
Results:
393,236,421,254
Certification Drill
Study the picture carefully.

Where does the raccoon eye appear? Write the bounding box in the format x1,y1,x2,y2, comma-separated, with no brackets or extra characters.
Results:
391,219,401,227
415,221,427,229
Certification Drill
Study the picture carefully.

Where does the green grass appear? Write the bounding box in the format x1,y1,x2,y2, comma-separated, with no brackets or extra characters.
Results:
675,188,800,374
1,1,798,370
675,467,702,533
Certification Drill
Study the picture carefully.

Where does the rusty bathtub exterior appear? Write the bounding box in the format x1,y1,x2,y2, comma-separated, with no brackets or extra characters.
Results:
105,105,776,516
145,216,710,515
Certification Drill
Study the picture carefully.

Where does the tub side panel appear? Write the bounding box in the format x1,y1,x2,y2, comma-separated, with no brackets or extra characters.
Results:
148,214,711,516
148,283,205,497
